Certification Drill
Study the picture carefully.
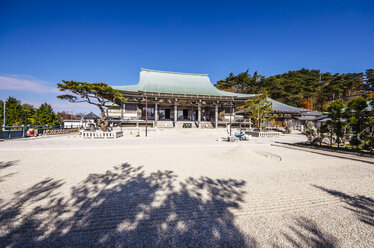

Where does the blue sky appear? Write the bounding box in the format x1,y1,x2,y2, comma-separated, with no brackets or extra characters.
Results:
0,0,373,113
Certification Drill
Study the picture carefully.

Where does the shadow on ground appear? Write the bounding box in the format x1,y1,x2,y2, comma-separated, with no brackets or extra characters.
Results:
275,217,339,248
3,162,367,247
273,143,374,165
0,163,258,247
314,185,374,227
0,161,18,170
0,160,19,185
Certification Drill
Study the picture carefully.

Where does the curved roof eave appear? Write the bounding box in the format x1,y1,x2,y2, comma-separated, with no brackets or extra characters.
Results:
111,68,307,113
269,99,309,113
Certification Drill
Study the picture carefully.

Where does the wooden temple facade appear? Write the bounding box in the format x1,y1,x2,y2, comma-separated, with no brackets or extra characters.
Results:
108,69,307,128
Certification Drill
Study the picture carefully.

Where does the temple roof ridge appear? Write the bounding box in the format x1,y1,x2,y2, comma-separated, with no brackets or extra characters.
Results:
141,68,208,77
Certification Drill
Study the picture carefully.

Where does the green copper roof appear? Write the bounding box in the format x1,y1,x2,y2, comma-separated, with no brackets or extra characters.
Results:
113,68,255,98
112,68,307,113
268,99,309,113
234,98,308,113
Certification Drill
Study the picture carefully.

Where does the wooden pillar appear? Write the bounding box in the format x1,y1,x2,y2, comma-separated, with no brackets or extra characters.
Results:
198,103,201,128
120,101,124,120
174,100,178,128
190,107,193,121
229,101,232,136
145,96,148,137
154,101,158,127
215,104,218,128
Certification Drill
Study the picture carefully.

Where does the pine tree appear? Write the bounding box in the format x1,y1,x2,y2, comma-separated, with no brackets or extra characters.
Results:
243,90,275,130
345,97,368,150
57,80,126,131
5,97,23,126
21,104,36,125
327,100,346,147
0,100,3,127
34,103,59,126
365,69,374,91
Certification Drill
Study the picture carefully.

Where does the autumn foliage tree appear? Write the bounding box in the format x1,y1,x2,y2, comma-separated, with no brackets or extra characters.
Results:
299,98,312,109
57,81,126,131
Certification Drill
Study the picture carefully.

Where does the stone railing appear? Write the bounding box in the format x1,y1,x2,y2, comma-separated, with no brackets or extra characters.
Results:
81,131,123,139
246,131,281,138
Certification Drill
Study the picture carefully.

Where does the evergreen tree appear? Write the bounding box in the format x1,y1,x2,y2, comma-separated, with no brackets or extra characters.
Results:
34,103,59,126
345,97,368,150
5,97,23,126
327,100,346,147
317,123,330,146
215,68,370,111
0,100,3,127
243,90,274,130
365,69,374,91
366,100,374,153
21,104,36,125
57,80,126,131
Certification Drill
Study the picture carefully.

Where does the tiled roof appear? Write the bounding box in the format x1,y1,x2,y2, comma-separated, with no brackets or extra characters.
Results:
83,112,100,119
112,68,307,113
113,68,255,98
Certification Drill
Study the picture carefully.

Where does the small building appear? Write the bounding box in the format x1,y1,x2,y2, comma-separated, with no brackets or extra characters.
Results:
63,112,100,129
63,119,81,129
293,111,328,130
108,68,307,128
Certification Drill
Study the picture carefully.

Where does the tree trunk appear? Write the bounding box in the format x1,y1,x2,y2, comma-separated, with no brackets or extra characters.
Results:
100,108,109,132
102,118,109,132
330,131,333,148
356,132,359,151
371,127,374,154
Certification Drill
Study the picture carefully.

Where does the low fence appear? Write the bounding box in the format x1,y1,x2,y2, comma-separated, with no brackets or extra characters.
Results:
0,130,24,139
246,131,281,138
0,125,79,139
81,131,123,139
42,128,79,135
0,126,26,139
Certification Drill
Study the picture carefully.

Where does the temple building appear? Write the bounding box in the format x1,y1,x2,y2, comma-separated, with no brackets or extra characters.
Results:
108,68,306,128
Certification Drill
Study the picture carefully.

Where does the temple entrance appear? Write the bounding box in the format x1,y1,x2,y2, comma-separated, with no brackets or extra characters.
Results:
165,109,170,119
183,109,188,119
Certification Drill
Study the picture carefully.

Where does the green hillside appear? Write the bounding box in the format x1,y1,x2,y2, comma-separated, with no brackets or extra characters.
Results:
215,69,374,111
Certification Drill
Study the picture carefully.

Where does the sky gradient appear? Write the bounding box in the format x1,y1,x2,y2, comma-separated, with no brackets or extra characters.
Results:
1,0,373,113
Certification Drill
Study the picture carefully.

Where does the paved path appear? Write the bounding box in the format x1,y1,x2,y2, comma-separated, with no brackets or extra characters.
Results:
272,142,374,164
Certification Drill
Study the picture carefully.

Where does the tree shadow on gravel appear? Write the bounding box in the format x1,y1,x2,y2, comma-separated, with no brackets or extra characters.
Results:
0,178,65,247
314,185,374,227
0,161,18,170
274,217,339,248
0,161,19,184
0,163,257,248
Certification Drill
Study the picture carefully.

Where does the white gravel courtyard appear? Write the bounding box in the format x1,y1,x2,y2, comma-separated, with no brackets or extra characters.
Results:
0,129,373,247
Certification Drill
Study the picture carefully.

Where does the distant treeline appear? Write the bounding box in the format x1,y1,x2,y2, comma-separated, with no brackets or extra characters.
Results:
0,97,82,127
215,68,374,111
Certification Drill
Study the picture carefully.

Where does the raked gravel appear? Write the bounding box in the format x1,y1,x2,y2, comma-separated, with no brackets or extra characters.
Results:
0,129,373,247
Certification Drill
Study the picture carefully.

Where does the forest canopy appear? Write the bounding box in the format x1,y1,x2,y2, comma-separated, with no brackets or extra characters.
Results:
215,69,374,111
